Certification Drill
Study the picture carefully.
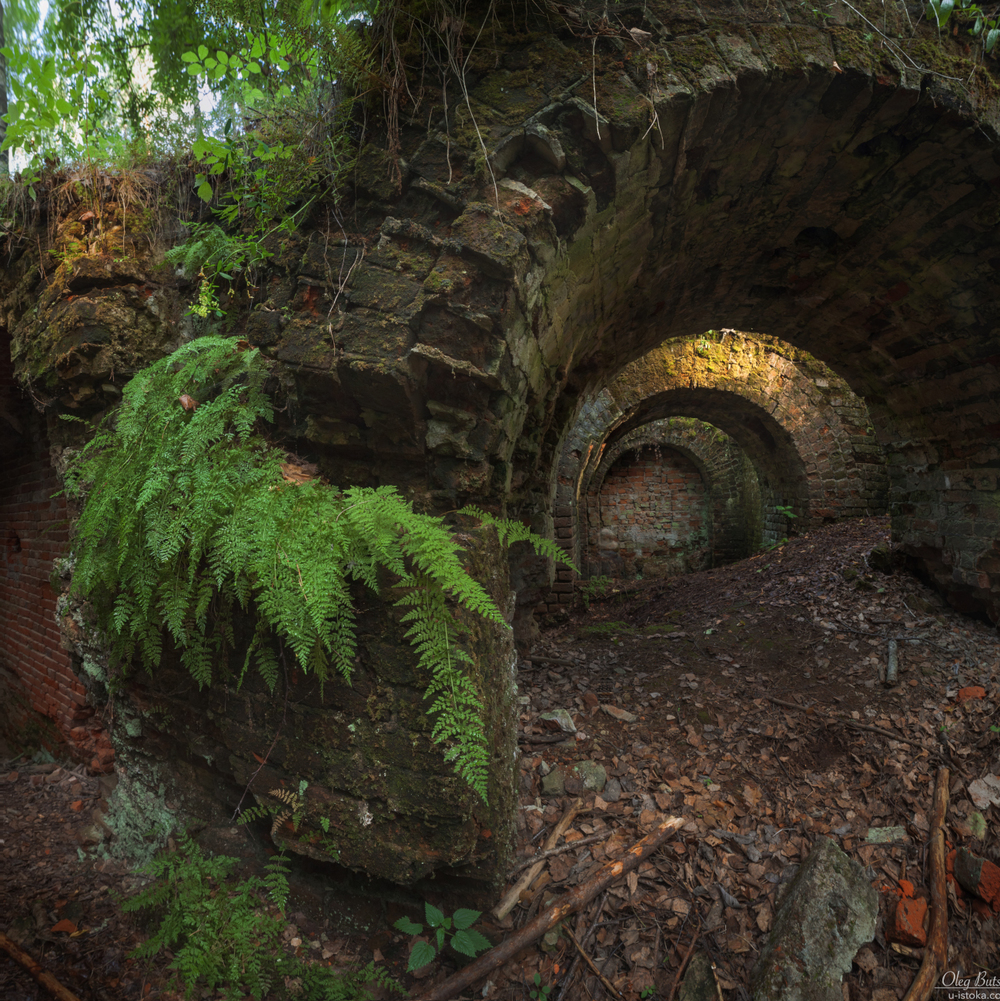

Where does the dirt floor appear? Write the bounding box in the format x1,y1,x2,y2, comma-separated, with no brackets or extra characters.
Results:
2,516,999,1000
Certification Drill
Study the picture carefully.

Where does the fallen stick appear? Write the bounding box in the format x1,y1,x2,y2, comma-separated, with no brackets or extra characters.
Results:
902,766,950,1001
0,931,84,1001
563,923,623,998
527,655,580,667
494,798,585,921
509,833,607,876
413,815,684,1001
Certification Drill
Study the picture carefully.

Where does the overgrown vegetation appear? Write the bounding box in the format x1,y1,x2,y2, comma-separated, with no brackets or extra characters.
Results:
578,574,613,610
63,335,572,802
122,830,399,1000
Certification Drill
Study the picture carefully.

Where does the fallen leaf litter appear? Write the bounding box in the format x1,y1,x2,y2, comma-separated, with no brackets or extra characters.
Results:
1,516,998,1000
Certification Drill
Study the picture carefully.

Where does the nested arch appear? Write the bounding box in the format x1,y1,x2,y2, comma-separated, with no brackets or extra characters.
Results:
583,418,764,577
537,333,888,607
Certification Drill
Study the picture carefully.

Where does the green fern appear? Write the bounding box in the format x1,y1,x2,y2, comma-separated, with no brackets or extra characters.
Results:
64,336,575,802
163,222,256,279
122,831,399,1000
238,787,307,837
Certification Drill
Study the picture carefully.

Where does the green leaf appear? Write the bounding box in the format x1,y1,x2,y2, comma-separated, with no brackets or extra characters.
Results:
987,26,1000,50
204,57,218,70
451,928,491,957
407,940,436,972
393,916,423,936
198,44,209,60
969,811,987,838
217,50,229,65
424,902,445,927
186,63,201,75
451,908,481,930
196,180,214,202
247,61,262,74
181,51,199,62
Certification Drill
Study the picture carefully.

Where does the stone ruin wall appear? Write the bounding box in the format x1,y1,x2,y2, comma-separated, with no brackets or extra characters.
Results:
2,0,1000,887
593,442,712,578
586,420,762,578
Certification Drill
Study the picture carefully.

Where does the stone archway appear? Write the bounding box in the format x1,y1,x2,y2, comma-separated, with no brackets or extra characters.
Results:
6,0,1000,886
584,419,764,577
529,332,887,610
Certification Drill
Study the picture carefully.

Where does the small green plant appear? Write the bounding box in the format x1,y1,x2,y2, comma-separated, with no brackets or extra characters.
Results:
529,972,553,999
238,783,308,836
640,988,657,1000
927,0,1000,54
122,831,397,1000
775,504,797,520
393,903,491,972
579,574,612,610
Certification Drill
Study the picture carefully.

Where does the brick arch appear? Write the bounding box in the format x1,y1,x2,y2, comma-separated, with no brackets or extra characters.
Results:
596,333,887,528
583,418,765,577
535,333,887,606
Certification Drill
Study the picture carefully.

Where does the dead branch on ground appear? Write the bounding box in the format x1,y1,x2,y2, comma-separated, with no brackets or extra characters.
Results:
902,766,949,1001
494,797,585,920
0,931,84,1001
413,815,684,1001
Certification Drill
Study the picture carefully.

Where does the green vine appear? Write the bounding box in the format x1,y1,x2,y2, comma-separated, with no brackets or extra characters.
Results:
63,335,573,801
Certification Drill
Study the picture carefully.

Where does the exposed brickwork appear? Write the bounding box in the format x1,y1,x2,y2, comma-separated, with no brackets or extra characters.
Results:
590,334,888,532
584,419,765,577
0,331,95,762
592,445,709,577
537,335,887,603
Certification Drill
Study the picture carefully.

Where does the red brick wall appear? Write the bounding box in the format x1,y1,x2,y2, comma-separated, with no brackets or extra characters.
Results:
0,333,95,759
593,446,709,577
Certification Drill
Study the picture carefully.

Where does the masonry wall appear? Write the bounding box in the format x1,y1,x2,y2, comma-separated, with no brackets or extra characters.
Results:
582,419,770,578
0,332,113,770
592,446,710,577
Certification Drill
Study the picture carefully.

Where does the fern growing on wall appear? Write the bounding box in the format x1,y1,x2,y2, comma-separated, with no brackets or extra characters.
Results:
63,335,572,801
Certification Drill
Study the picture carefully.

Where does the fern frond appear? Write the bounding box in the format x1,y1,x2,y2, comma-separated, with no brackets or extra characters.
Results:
66,338,570,802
